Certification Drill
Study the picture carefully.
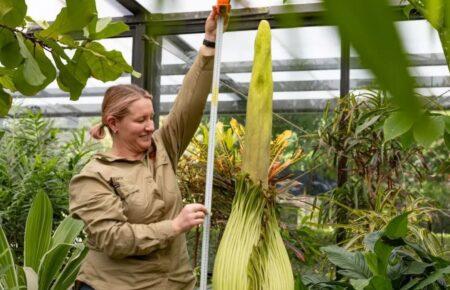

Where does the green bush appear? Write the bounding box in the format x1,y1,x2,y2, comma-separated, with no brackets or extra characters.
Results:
0,110,98,260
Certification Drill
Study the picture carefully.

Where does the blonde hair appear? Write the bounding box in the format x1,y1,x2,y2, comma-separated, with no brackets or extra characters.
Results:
90,84,153,140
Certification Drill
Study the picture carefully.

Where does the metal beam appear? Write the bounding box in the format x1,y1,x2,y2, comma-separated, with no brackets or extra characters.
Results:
116,0,149,16
161,53,448,75
164,35,248,100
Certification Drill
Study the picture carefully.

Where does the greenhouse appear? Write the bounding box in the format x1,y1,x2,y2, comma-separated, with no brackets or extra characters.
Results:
0,0,449,289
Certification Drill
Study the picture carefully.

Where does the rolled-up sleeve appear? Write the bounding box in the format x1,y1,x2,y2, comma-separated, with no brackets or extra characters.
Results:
159,50,214,168
69,172,176,259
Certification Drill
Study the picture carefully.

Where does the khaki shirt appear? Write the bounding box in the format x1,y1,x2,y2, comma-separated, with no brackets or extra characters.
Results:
69,52,213,290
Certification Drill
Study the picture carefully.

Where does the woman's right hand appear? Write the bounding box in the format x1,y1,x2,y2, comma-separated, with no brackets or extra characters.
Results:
172,203,208,234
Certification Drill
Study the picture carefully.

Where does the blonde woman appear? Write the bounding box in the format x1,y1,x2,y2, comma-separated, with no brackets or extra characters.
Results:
69,7,226,290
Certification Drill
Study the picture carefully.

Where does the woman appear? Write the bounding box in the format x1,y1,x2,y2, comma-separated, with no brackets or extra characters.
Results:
69,7,226,290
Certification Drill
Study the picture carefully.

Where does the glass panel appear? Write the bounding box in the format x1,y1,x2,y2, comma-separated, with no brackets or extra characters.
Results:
138,0,320,14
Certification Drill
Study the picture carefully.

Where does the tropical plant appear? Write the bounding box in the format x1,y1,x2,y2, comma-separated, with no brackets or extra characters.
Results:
0,109,98,261
0,191,87,290
313,90,448,249
0,0,138,117
299,213,450,290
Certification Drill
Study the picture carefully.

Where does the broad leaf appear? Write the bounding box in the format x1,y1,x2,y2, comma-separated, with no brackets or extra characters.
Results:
22,267,38,290
51,216,84,248
38,244,73,290
24,192,53,272
53,54,85,101
405,261,433,275
384,212,409,240
0,29,23,68
350,279,370,290
39,0,97,38
83,42,132,82
413,266,450,289
444,131,450,150
86,17,129,40
324,0,420,118
363,231,382,251
0,88,12,117
321,245,372,279
413,115,445,148
365,276,393,290
0,227,18,289
373,240,394,277
13,39,56,96
0,0,26,28
51,245,88,290
16,34,45,86
383,111,414,142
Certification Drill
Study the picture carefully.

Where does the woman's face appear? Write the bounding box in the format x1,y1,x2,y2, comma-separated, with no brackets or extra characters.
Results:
115,98,155,154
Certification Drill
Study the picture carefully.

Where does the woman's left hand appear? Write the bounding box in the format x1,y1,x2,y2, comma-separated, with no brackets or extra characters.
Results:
204,5,229,42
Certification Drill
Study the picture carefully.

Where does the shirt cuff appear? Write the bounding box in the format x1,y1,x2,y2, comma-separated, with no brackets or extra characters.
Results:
196,50,215,71
153,219,177,240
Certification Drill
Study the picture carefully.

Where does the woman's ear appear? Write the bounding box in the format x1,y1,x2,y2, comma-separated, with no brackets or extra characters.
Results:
105,116,119,134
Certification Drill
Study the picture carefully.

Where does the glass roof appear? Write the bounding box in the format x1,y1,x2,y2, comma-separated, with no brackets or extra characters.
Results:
9,1,450,128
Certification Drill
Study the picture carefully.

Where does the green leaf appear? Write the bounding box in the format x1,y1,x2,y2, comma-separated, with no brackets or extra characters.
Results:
13,40,56,96
412,266,450,289
51,216,84,248
373,240,394,277
365,276,393,290
0,29,23,68
0,226,19,289
350,279,370,290
51,245,88,290
413,115,445,148
22,267,38,290
363,231,382,251
0,88,12,117
83,41,132,82
321,245,372,279
383,111,414,142
0,68,16,91
39,0,97,38
38,243,73,290
324,0,420,118
384,212,409,240
0,0,26,28
398,129,415,149
16,34,46,86
355,115,381,135
24,192,53,272
86,17,129,40
364,252,378,276
52,54,85,101
405,261,432,275
444,131,450,150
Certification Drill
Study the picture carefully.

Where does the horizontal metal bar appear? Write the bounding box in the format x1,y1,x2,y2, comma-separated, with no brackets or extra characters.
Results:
161,53,448,75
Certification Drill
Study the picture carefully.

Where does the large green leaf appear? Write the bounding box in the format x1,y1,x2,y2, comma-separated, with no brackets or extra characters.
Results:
0,67,16,91
0,0,26,28
83,42,132,82
85,17,129,40
0,227,18,289
365,276,393,290
0,29,23,68
52,54,85,101
373,240,394,277
0,87,12,117
383,212,409,240
324,0,420,118
412,265,450,289
16,34,45,86
383,111,415,142
38,244,73,290
22,267,38,290
13,40,56,96
24,192,53,272
51,216,84,248
350,279,370,290
39,0,97,38
321,245,372,279
413,115,445,148
51,245,88,290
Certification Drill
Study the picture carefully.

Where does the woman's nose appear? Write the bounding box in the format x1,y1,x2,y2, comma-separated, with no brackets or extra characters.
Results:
145,120,155,132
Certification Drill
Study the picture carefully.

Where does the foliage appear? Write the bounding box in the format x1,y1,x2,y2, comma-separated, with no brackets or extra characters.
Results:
0,110,98,261
312,90,449,257
0,0,138,116
301,213,450,290
0,191,87,290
